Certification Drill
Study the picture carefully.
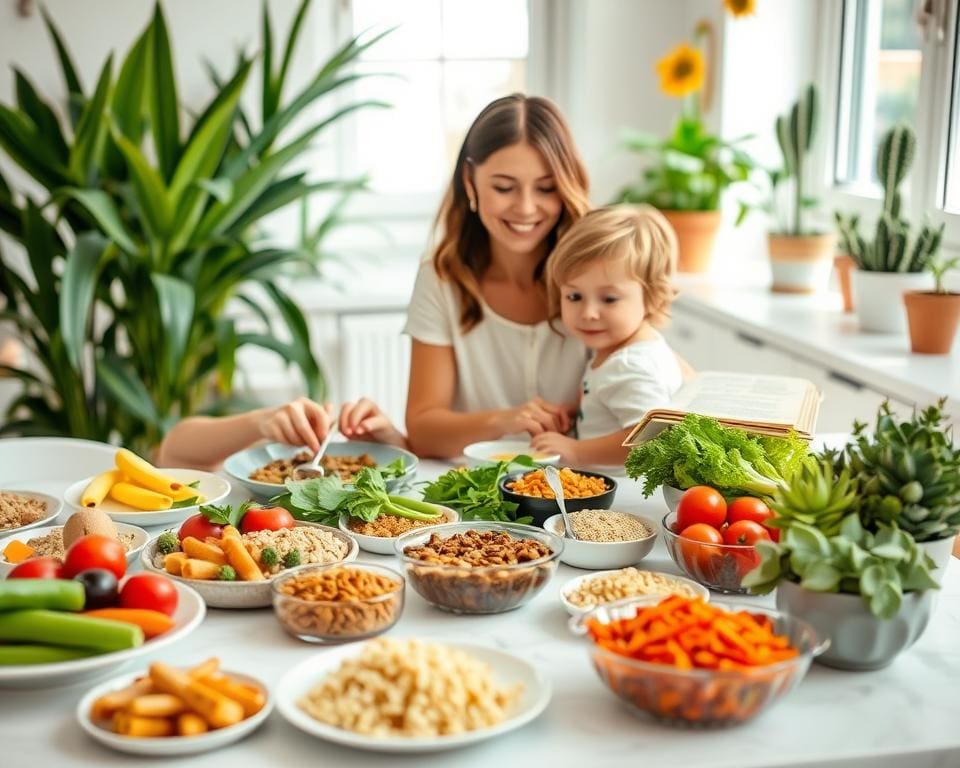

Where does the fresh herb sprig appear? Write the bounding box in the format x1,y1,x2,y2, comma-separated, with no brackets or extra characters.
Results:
200,500,254,528
421,456,536,524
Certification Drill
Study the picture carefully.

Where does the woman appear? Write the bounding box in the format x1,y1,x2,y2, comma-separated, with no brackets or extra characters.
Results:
404,94,591,458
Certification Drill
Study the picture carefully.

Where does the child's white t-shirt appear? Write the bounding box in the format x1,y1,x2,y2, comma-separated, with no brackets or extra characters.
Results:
576,334,683,440
402,262,588,414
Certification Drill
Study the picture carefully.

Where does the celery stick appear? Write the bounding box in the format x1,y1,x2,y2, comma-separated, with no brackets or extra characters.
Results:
0,610,144,652
0,644,98,665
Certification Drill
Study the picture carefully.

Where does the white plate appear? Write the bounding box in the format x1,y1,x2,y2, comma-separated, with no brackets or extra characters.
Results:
275,640,551,753
140,522,359,609
0,490,61,537
338,507,458,555
462,440,561,468
77,668,271,756
63,469,231,526
559,568,710,616
0,522,149,577
0,579,206,688
0,438,118,498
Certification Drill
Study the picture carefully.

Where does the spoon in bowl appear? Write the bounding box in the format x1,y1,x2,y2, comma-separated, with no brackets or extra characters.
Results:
293,429,337,480
544,465,577,540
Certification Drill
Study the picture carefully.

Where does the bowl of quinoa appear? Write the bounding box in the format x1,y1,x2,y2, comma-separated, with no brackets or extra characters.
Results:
543,509,658,570
339,507,458,555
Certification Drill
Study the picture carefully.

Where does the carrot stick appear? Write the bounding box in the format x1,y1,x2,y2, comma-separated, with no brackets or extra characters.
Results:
83,608,175,639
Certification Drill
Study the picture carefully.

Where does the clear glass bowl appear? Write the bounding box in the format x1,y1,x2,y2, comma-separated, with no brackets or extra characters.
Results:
271,563,405,644
394,521,562,614
661,511,760,594
571,596,826,727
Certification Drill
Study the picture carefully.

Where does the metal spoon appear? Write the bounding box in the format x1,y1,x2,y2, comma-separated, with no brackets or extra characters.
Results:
292,429,336,480
544,465,577,540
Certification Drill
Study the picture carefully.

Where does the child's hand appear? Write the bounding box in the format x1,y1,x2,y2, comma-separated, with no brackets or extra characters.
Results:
530,432,580,465
257,398,334,452
339,398,409,448
504,398,571,436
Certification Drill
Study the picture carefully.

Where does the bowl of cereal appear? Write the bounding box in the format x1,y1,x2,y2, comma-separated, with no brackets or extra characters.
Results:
141,521,358,609
339,507,458,555
542,509,658,570
272,563,405,644
395,522,562,615
559,568,709,615
499,468,617,527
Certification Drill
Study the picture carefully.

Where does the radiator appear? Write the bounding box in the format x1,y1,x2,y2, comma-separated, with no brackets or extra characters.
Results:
337,312,410,431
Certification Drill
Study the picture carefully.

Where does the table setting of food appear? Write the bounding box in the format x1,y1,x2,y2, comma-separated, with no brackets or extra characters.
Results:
0,404,959,768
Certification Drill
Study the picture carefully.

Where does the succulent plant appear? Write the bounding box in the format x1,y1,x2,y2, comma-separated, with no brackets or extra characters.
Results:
844,400,960,542
743,514,938,619
767,457,857,537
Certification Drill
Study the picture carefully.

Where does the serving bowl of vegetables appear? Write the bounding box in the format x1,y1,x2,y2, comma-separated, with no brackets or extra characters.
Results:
572,595,826,727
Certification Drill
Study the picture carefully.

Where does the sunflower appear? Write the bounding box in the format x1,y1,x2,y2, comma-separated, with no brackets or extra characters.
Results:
724,0,756,18
655,44,705,98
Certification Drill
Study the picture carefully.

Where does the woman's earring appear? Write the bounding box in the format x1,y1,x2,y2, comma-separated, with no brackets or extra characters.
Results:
469,198,477,213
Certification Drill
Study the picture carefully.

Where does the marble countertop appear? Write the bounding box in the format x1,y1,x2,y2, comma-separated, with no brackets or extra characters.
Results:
3,458,959,768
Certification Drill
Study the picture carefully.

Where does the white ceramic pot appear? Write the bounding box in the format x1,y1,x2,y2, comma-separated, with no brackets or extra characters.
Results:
918,535,956,586
661,485,684,515
767,233,836,294
850,269,934,334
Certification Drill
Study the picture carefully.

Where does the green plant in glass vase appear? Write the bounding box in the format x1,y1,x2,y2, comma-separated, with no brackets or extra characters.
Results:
0,1,387,453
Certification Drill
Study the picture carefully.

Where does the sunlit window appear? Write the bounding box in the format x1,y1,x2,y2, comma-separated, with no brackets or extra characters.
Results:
944,15,960,214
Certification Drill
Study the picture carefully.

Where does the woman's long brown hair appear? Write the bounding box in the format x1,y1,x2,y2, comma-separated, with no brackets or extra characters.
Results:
431,94,590,332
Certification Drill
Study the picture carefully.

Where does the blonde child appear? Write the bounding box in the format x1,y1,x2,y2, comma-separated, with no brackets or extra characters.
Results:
530,204,686,466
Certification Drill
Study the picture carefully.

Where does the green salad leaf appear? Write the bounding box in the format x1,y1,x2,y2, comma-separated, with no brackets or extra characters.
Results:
421,456,536,524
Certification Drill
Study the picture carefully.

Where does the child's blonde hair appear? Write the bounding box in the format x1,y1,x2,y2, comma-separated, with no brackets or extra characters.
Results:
546,204,678,328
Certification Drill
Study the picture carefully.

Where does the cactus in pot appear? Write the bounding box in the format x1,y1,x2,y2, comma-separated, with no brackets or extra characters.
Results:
774,83,818,237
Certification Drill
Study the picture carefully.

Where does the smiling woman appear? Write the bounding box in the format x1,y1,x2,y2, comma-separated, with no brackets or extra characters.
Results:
403,94,591,459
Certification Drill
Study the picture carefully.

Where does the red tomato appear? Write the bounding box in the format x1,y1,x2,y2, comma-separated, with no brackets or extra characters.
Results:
8,556,63,579
678,523,724,577
178,514,224,542
728,497,780,541
63,535,126,579
240,506,295,534
722,519,772,546
120,573,179,617
676,486,727,530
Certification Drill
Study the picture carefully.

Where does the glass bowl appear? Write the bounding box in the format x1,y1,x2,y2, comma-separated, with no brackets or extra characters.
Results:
571,596,827,727
394,521,562,614
661,511,760,594
271,563,405,644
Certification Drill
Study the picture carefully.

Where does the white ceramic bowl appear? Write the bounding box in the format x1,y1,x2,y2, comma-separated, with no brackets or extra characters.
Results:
0,579,205,689
140,522,359,609
462,440,561,468
77,669,272,756
0,490,61,536
338,507,458,555
662,484,684,515
63,469,231,526
275,640,551,753
543,511,658,570
559,568,710,615
0,522,149,577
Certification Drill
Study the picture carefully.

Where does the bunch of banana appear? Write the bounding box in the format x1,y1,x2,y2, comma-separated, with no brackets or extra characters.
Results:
845,400,960,542
768,457,857,537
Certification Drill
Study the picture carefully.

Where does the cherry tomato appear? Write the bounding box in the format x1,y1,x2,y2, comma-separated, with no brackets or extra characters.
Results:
727,497,780,541
62,535,126,580
678,523,724,577
722,519,772,546
8,556,63,579
676,486,727,530
120,573,179,617
240,506,295,534
178,514,223,542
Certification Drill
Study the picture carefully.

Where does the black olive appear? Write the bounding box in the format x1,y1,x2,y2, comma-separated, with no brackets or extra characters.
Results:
73,568,119,609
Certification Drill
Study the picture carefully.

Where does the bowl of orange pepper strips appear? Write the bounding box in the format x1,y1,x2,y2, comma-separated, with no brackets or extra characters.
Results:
572,594,827,727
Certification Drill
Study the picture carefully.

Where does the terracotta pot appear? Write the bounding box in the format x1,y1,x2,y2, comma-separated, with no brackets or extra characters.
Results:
903,291,960,354
851,270,934,334
659,210,722,273
833,253,856,312
767,233,836,294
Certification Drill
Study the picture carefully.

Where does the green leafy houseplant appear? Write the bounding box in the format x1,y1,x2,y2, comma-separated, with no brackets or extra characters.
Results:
743,514,938,619
0,1,386,452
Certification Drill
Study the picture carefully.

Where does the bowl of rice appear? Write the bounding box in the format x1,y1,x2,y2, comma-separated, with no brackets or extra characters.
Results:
543,509,658,570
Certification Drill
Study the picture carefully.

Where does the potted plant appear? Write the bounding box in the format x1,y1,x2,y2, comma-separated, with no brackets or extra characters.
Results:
744,514,938,670
615,21,755,273
0,2,383,453
903,256,960,354
835,123,943,334
748,84,836,293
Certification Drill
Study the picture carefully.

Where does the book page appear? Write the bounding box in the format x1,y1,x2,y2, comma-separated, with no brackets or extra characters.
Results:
668,372,814,425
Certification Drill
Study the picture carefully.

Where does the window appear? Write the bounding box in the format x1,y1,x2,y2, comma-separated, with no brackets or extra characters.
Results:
943,8,960,214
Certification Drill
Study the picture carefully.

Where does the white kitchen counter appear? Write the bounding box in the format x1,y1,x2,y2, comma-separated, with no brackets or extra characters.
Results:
3,459,959,768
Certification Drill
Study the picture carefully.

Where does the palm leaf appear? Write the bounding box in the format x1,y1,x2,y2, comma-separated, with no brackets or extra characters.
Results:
62,188,139,255
14,70,68,163
60,233,109,371
96,353,162,428
41,6,84,126
69,55,113,185
146,3,181,181
263,281,323,398
151,273,195,382
110,127,173,248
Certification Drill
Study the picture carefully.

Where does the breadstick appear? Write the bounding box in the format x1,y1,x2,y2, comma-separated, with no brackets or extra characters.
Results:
221,536,264,582
163,552,188,576
176,712,209,736
126,693,186,718
181,558,221,580
198,674,265,717
91,678,154,720
113,711,175,737
149,662,244,728
181,537,227,565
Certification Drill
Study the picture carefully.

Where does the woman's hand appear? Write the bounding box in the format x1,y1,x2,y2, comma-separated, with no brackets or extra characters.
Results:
530,431,580,465
339,398,409,448
256,398,334,452
502,397,572,437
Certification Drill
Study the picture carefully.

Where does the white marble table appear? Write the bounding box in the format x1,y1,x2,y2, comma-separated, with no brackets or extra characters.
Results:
2,459,959,768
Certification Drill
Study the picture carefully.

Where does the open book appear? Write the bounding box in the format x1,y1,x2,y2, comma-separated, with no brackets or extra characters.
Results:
622,371,822,446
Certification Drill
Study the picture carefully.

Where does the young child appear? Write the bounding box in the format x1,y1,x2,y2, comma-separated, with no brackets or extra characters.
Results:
530,204,687,466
